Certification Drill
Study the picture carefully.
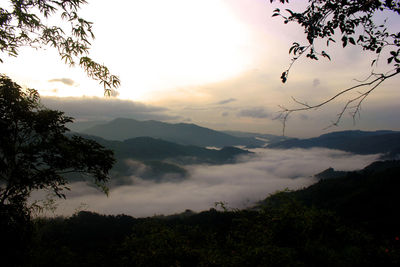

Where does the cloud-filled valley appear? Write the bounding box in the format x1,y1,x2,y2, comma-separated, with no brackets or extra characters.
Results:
47,148,379,217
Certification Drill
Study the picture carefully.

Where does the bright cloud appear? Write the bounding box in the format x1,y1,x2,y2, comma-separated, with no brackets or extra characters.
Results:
43,148,379,217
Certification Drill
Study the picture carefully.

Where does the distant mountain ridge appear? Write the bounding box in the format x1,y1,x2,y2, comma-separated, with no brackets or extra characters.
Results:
267,130,400,156
81,118,267,148
221,130,289,144
72,134,252,184
108,136,252,164
260,160,400,237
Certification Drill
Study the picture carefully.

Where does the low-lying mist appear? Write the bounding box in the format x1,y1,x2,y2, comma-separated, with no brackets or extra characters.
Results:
45,148,379,217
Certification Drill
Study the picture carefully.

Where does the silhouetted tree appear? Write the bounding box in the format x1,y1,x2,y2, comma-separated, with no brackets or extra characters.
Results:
0,0,119,93
271,0,400,132
0,74,115,265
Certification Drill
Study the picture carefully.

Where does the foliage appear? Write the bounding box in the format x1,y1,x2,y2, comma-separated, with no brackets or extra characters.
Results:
0,75,115,209
26,161,400,266
0,75,114,266
271,0,400,81
28,196,400,267
0,0,119,93
267,130,400,155
288,160,400,237
270,0,400,132
0,75,115,264
21,164,400,266
25,159,400,266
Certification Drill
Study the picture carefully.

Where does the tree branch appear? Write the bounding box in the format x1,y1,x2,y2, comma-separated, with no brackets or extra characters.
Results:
276,69,400,135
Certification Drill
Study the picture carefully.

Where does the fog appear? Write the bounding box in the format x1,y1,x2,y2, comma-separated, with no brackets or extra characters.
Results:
45,148,379,217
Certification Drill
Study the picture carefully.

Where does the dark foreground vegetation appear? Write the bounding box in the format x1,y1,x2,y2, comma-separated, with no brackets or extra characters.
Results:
5,160,399,267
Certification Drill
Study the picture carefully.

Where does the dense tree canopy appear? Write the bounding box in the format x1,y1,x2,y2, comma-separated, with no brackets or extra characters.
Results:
0,74,115,210
270,0,400,131
0,74,115,265
0,0,119,93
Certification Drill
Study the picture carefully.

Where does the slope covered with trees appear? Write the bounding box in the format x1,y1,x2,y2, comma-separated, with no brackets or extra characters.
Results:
268,130,400,156
82,118,266,148
27,160,400,267
72,134,252,184
0,75,115,266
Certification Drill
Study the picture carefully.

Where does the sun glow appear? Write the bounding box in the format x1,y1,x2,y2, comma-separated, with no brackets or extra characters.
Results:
86,0,254,101
1,0,254,101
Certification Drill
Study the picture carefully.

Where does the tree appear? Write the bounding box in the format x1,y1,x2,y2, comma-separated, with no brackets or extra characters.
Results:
0,74,115,264
0,74,115,208
0,0,120,94
270,0,400,133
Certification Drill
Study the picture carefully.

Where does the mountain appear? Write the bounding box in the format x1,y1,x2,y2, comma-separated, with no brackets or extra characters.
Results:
267,130,400,155
314,167,347,180
262,160,400,237
31,161,400,267
109,136,252,164
72,134,252,184
221,130,290,145
66,120,109,133
81,118,265,148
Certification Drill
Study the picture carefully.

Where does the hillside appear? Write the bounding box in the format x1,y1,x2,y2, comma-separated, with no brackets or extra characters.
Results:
70,134,252,183
267,130,400,156
82,118,265,148
28,160,400,267
263,160,400,236
222,130,289,144
91,136,252,164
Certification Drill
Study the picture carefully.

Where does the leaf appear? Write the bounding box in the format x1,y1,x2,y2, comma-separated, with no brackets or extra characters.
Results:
289,42,299,54
342,36,348,48
281,71,287,83
321,51,331,60
349,37,356,45
286,9,294,16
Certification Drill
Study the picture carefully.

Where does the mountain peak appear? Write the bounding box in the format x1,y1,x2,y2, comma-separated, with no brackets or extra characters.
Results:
82,118,266,148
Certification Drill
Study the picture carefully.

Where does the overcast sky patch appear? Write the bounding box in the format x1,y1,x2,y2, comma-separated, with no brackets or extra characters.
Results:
48,78,76,86
237,107,270,119
312,78,320,87
216,98,237,105
41,96,179,122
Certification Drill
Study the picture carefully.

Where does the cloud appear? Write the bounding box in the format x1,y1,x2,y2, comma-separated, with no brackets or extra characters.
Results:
48,78,76,86
312,78,320,87
216,98,237,105
298,114,309,120
222,112,229,117
108,89,120,97
41,96,180,122
237,107,270,119
43,148,379,217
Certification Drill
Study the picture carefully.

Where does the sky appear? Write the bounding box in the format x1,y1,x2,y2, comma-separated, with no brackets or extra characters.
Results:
1,0,400,137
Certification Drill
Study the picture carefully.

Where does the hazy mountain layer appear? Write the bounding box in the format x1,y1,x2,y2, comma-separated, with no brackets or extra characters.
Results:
269,160,400,237
221,130,289,144
82,118,265,148
72,134,252,183
267,130,400,155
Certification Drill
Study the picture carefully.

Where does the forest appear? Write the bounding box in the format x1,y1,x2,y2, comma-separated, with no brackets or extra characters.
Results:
2,0,400,266
17,160,400,267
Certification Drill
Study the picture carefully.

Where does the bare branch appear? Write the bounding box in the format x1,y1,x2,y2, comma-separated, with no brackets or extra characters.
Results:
277,70,400,135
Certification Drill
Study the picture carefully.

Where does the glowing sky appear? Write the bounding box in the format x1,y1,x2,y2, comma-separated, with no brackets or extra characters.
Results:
1,0,400,137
